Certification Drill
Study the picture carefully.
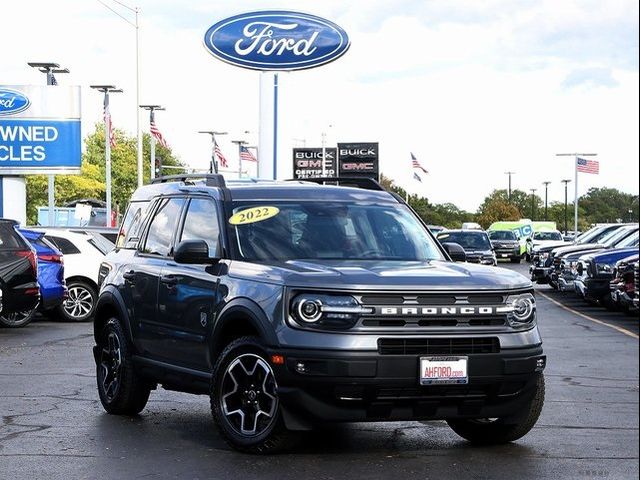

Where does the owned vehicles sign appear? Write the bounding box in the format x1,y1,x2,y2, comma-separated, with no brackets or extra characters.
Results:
0,85,81,175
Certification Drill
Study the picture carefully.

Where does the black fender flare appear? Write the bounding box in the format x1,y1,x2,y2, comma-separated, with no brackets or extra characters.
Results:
94,286,134,345
211,297,279,356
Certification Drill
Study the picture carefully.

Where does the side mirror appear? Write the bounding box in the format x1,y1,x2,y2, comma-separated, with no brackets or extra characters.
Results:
442,242,467,262
174,240,220,265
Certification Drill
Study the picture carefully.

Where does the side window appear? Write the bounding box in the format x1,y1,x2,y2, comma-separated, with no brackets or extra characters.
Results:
179,198,220,255
142,198,185,256
116,200,151,249
47,236,81,255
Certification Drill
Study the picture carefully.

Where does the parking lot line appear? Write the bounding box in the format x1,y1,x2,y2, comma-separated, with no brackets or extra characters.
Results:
538,291,639,340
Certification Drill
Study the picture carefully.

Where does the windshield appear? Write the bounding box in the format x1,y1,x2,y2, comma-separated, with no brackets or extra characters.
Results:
616,231,639,248
533,231,563,241
601,227,633,247
437,231,492,251
230,202,446,262
488,230,517,241
577,226,605,244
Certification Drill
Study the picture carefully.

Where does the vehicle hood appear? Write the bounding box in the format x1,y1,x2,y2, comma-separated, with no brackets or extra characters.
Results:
229,259,531,290
532,240,566,250
553,243,604,257
580,247,640,265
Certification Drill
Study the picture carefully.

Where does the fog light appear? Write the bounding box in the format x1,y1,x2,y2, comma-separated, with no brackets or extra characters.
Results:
296,362,306,373
536,358,546,371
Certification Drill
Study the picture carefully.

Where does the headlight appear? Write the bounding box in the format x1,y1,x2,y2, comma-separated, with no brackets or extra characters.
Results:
501,293,536,327
290,294,373,330
596,263,613,274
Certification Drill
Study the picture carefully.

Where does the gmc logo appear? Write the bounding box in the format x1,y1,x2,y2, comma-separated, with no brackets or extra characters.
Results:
377,306,497,315
341,162,374,171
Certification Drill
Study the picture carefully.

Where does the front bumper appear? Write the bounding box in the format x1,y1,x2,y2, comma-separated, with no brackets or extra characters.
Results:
530,266,553,283
270,345,545,425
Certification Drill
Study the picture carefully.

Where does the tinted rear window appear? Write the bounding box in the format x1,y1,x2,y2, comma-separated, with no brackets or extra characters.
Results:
47,236,81,255
0,223,25,249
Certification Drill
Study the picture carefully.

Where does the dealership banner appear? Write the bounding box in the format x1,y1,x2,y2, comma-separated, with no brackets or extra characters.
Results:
292,148,336,178
0,85,81,175
338,142,379,179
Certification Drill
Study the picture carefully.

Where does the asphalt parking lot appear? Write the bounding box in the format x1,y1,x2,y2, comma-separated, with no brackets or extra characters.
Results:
1,263,638,480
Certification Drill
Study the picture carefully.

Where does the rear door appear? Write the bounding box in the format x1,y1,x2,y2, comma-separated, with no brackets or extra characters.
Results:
156,197,223,370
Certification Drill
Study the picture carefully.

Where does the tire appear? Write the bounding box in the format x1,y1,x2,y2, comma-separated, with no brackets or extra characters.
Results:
96,317,151,415
58,280,97,322
447,374,545,445
210,336,296,454
0,308,36,328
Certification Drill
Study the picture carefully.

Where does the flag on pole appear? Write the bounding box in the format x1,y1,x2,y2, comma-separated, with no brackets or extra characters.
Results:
49,72,58,85
215,144,228,168
411,152,428,174
150,113,168,148
103,95,116,148
240,145,257,162
576,157,599,174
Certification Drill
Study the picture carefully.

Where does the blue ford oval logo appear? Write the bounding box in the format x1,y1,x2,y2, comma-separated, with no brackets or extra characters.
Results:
203,11,350,71
0,88,31,116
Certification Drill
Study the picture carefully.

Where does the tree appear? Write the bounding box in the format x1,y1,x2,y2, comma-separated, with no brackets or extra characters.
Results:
477,199,521,229
478,189,542,220
26,123,184,224
579,187,639,224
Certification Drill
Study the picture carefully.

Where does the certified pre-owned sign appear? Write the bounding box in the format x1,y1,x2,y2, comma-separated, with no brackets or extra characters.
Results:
203,11,350,71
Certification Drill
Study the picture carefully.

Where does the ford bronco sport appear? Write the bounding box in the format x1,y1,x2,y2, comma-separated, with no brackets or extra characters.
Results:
93,175,546,453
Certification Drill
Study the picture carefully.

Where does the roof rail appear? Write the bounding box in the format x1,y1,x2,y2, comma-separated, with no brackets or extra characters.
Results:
150,174,226,188
287,176,385,192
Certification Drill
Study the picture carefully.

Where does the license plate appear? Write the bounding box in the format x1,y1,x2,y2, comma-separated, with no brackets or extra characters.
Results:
420,356,468,385
501,254,509,258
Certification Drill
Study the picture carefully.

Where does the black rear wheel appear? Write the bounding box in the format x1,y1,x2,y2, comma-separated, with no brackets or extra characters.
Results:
0,308,36,328
96,318,151,415
211,337,296,454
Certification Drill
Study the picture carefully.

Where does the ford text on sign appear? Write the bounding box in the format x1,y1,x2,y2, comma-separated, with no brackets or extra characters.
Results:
203,11,350,71
0,86,81,175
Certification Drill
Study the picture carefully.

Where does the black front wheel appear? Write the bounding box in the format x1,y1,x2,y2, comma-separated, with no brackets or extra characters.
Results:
447,374,545,444
96,318,151,415
211,337,296,454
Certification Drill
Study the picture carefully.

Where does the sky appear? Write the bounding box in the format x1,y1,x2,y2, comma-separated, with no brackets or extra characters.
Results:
3,0,638,211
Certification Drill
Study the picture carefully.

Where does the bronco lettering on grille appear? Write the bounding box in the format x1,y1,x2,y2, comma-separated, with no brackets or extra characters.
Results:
377,307,496,315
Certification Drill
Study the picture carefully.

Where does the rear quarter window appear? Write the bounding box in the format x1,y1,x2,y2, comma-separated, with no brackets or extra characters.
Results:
46,236,81,255
117,200,152,249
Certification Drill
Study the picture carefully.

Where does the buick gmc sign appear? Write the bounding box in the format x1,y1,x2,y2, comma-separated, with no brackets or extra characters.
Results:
338,142,379,180
203,11,350,71
0,89,31,116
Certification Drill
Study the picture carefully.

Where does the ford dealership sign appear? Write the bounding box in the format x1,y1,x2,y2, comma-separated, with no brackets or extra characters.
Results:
0,88,31,116
203,11,350,71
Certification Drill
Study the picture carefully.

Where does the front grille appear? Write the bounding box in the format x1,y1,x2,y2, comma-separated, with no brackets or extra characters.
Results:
377,337,500,355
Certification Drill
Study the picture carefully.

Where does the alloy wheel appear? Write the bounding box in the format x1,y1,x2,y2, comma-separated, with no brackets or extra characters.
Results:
100,332,122,402
220,354,278,437
63,285,94,319
0,309,35,327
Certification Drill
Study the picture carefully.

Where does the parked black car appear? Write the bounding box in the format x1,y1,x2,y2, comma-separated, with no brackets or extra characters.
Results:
488,230,521,263
94,175,545,453
0,219,40,327
436,229,497,265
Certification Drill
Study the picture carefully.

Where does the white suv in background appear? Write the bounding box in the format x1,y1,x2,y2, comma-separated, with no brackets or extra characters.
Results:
37,229,114,322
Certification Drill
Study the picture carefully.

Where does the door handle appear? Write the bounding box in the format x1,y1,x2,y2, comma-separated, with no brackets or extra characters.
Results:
160,275,178,286
123,271,135,282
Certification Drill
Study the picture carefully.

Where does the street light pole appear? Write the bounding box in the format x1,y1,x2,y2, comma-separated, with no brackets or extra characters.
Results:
28,62,70,226
530,188,537,220
505,171,515,202
91,85,122,227
542,181,551,221
140,105,165,179
199,131,227,173
561,179,571,236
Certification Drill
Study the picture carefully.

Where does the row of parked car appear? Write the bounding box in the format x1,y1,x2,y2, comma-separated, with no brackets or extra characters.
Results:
529,223,639,315
0,218,116,328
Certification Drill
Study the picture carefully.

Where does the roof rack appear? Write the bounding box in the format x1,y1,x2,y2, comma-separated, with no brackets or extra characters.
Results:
150,174,226,188
287,177,385,192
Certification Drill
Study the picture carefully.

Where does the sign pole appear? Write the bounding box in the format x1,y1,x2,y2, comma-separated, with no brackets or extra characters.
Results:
105,91,112,225
556,153,597,236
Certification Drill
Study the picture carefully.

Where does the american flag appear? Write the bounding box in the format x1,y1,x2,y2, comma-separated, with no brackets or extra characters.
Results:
240,145,257,162
411,152,428,174
576,157,599,174
104,95,116,148
215,144,228,168
150,112,168,148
